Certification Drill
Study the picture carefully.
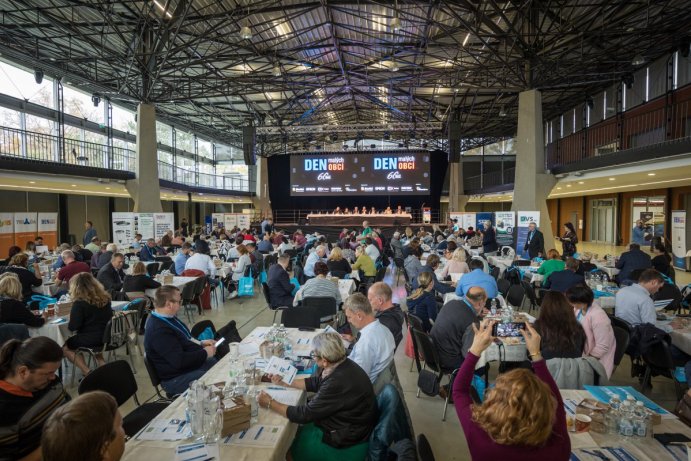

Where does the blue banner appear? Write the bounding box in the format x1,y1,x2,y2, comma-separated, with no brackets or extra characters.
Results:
475,212,493,231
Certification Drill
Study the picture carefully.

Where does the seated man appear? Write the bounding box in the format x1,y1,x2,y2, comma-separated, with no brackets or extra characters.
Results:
455,258,498,299
342,293,395,383
431,286,488,371
55,250,90,288
144,286,217,396
96,252,126,294
615,243,652,284
368,282,404,349
174,242,192,275
303,245,327,279
414,254,455,295
267,254,295,308
614,268,664,326
543,257,584,293
41,391,126,461
139,239,166,262
95,243,118,270
257,233,274,253
0,337,68,461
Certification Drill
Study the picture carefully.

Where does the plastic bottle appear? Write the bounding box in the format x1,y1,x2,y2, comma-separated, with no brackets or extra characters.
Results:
606,396,621,435
490,299,497,316
619,401,634,437
634,401,650,437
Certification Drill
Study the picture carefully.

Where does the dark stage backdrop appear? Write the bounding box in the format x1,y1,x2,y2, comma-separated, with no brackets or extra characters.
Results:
268,150,448,211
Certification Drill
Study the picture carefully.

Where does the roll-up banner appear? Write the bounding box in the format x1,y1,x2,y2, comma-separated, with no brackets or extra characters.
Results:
0,213,14,258
212,213,224,230
37,213,58,250
112,212,136,248
516,211,541,259
476,212,493,231
153,213,175,240
13,213,37,249
224,214,238,230
494,211,516,249
671,211,687,270
137,213,155,241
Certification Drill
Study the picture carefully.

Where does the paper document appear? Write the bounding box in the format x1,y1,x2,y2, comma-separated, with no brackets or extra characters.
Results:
264,387,302,407
174,442,220,461
222,424,284,447
263,356,298,385
238,342,260,356
136,418,190,441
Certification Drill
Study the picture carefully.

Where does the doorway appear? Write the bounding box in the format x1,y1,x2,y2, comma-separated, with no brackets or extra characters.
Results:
590,199,616,244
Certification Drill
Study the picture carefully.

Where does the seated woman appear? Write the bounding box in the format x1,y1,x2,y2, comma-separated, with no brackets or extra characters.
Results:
257,332,378,461
294,262,342,307
566,284,616,378
0,272,45,327
2,253,43,300
404,246,423,282
122,262,162,294
440,247,470,279
406,272,437,331
351,245,376,279
534,291,586,360
63,272,114,376
326,247,352,277
537,249,566,280
651,243,672,277
453,319,570,459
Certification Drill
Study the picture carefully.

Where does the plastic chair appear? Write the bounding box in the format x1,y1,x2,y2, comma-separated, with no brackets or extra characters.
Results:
78,360,170,437
506,284,525,308
496,278,511,296
411,328,456,420
262,282,289,323
143,355,171,400
158,260,173,273
654,283,683,314
608,314,633,334
405,312,424,372
612,326,630,371
374,266,388,282
280,306,321,329
179,280,198,324
146,263,160,278
490,266,500,281
520,280,540,312
417,433,436,461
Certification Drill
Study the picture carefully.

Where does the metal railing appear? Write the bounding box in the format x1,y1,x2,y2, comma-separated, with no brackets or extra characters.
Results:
0,125,134,171
157,161,250,192
465,167,515,191
546,97,691,168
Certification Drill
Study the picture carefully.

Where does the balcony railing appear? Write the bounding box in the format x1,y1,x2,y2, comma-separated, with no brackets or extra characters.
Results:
157,161,250,192
546,94,691,169
0,125,134,171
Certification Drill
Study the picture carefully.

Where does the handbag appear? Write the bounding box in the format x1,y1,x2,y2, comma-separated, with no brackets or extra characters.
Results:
674,393,691,426
238,269,254,297
417,369,440,396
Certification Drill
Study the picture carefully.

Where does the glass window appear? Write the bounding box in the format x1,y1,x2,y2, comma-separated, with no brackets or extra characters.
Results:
64,125,82,142
158,150,173,164
157,122,172,146
0,61,54,107
176,129,194,153
198,139,212,160
25,114,54,135
631,196,666,241
63,85,104,123
112,105,136,133
0,106,21,129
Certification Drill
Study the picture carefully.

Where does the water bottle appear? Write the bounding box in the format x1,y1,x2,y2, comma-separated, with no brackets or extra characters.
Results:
619,401,634,436
246,386,259,423
634,401,650,437
490,299,497,316
606,396,621,434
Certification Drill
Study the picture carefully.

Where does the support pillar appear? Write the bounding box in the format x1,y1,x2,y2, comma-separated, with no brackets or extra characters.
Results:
126,103,163,212
251,156,271,218
511,89,556,248
448,161,469,212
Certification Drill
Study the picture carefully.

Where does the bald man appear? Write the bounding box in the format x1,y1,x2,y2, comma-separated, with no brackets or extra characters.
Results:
368,282,404,349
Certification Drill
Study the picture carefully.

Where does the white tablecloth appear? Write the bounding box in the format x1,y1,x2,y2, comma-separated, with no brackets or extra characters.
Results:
122,326,323,461
338,279,356,301
593,261,620,278
486,256,516,275
145,276,198,298
29,319,71,345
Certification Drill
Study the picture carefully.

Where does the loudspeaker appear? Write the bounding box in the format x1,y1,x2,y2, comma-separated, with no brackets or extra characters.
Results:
448,120,461,163
243,126,256,165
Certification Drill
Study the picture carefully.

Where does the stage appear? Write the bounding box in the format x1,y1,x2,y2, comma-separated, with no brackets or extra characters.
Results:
306,213,412,227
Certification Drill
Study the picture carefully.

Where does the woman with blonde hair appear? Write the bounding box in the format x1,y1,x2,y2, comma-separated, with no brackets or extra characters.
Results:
4,252,43,300
454,319,570,459
440,247,470,279
0,272,45,327
326,246,352,277
406,271,437,331
122,261,162,293
63,272,113,376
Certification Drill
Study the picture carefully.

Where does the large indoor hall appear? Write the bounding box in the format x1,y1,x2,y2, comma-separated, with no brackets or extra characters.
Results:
1,1,691,461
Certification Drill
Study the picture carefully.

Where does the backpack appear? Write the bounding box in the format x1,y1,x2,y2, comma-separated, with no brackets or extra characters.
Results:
503,265,522,285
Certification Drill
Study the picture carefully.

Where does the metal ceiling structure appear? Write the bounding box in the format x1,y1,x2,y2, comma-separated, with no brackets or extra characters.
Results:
0,0,688,156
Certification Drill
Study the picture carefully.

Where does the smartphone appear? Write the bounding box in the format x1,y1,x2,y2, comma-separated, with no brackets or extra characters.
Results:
298,327,316,331
492,322,526,337
214,337,226,347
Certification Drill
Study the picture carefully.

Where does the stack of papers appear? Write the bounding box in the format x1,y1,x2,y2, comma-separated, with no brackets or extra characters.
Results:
264,387,302,407
136,418,190,441
263,356,297,385
222,424,284,447
174,443,219,461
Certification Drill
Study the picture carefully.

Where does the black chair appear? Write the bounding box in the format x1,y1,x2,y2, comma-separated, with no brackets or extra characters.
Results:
190,319,216,339
158,260,174,273
405,312,424,373
612,325,630,371
608,314,633,334
78,360,170,437
506,284,525,309
374,266,387,283
417,433,436,461
640,339,685,400
520,280,540,312
301,296,338,325
281,306,321,329
655,283,683,314
393,257,406,284
411,328,456,421
490,266,500,281
262,282,289,323
496,278,511,296
143,356,171,400
0,323,29,343
180,279,198,324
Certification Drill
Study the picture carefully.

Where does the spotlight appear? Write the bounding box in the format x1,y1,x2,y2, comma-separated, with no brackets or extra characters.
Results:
239,24,252,40
498,106,507,117
91,93,101,107
34,69,44,84
390,16,401,32
390,59,399,72
272,64,281,77
631,54,645,66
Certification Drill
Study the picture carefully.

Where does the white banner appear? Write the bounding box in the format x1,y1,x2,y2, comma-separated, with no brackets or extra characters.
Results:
0,213,14,257
153,213,175,240
37,213,58,249
224,214,238,230
459,213,476,231
671,211,687,269
212,213,224,230
112,212,136,248
237,213,251,230
136,213,155,241
516,211,541,258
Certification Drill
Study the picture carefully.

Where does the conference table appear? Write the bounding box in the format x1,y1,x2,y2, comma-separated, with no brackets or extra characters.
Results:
123,326,323,461
145,276,198,298
307,212,412,227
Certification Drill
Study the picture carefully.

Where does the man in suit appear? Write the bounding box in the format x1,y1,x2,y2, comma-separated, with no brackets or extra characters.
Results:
96,252,126,293
267,254,295,308
615,243,652,284
543,257,584,292
523,222,545,259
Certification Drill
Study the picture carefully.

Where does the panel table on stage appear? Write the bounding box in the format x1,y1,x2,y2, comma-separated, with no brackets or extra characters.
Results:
306,213,412,227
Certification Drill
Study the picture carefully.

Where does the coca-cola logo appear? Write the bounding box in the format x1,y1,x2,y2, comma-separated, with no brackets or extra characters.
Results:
387,171,402,180
317,172,332,180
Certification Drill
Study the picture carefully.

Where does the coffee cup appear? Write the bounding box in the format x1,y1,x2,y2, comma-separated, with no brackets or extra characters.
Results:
575,414,592,432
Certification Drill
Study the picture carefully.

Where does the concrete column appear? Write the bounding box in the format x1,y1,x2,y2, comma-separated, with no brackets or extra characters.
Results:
251,156,271,217
447,161,469,212
511,89,557,248
126,103,162,213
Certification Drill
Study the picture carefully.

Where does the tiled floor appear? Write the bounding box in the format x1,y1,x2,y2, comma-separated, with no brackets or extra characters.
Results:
63,241,691,461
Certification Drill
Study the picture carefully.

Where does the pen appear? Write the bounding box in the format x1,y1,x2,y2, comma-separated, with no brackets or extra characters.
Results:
267,386,285,390
254,426,264,440
177,443,205,453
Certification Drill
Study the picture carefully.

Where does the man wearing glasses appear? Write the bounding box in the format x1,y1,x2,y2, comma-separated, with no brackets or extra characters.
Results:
144,285,217,396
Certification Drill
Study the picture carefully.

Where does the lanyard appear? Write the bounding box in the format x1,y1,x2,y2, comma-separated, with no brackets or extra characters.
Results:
150,312,192,340
461,298,476,316
576,305,590,323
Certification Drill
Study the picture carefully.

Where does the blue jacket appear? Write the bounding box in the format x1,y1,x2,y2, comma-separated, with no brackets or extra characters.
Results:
632,226,647,246
140,244,164,261
543,270,585,293
456,269,498,298
406,291,438,331
144,314,207,381
267,264,294,308
615,249,651,282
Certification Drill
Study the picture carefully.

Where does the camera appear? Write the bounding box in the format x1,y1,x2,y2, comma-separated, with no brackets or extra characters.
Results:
491,322,526,338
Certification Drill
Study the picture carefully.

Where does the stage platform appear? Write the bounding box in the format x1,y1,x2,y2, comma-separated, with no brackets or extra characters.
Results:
306,213,412,227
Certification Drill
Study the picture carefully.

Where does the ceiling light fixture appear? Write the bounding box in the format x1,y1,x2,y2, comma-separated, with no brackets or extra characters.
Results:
91,93,100,107
34,69,44,84
647,173,656,176
239,22,252,40
632,54,645,66
578,181,584,184
390,16,401,32
272,64,281,77
609,177,616,181
391,59,399,72
498,106,507,117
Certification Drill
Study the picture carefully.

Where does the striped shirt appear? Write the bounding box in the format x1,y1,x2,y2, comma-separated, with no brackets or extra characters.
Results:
293,276,342,306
